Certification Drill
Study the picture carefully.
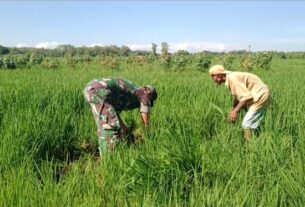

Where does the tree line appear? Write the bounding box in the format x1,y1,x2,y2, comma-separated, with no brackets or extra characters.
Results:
0,42,301,71
1,43,305,58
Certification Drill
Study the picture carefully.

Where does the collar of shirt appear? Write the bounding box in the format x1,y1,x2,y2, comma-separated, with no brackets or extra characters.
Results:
225,73,231,88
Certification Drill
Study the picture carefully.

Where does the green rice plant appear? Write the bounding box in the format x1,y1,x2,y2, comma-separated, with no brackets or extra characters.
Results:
0,59,305,206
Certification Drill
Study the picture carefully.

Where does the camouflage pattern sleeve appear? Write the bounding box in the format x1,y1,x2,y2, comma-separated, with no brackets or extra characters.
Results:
116,78,139,94
83,79,109,104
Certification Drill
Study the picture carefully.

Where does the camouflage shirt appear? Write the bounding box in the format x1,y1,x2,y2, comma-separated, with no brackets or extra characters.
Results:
87,78,153,113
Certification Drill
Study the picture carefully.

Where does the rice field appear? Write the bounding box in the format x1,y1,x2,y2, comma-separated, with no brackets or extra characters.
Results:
0,59,305,206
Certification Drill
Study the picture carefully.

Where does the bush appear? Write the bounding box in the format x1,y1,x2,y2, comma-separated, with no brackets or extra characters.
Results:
160,54,172,70
64,54,78,68
15,54,30,68
100,56,120,69
2,55,16,69
41,58,60,69
240,55,254,71
172,54,191,71
29,52,43,65
223,55,235,70
0,56,3,68
194,55,211,72
254,52,272,70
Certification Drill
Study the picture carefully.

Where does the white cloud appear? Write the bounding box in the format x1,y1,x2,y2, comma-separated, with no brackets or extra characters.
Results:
35,41,59,49
89,43,104,47
16,43,29,48
169,42,227,53
125,42,236,53
126,44,152,51
13,41,240,52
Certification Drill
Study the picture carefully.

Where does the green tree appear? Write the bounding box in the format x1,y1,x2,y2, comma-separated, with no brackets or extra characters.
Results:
2,55,16,69
160,54,171,70
41,57,60,69
254,52,272,71
29,52,43,65
120,45,131,56
151,43,157,57
172,55,189,71
175,50,190,56
195,54,211,72
57,44,76,56
161,42,169,55
223,55,235,70
0,45,9,55
15,54,30,68
240,55,254,71
64,53,77,68
0,56,3,68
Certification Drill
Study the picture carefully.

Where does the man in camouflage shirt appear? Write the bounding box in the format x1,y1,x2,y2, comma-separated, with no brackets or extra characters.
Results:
83,78,157,156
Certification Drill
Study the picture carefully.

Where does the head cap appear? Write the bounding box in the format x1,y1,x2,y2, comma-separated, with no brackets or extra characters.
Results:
145,85,157,105
209,65,231,76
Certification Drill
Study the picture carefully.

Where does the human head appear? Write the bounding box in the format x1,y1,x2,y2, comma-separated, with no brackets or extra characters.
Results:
209,65,231,85
144,85,157,106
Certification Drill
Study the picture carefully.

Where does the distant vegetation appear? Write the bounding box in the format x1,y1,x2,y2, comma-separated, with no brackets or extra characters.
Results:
1,42,304,71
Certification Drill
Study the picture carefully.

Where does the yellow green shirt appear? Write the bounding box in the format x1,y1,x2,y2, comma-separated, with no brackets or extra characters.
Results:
225,72,271,112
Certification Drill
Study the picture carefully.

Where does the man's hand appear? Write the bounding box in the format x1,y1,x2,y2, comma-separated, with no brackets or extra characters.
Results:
121,123,129,136
118,114,129,136
229,99,252,123
229,109,239,123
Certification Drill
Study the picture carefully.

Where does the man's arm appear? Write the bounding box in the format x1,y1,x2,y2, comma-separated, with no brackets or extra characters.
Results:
117,114,129,135
141,112,150,128
234,98,252,113
233,98,239,108
229,98,253,123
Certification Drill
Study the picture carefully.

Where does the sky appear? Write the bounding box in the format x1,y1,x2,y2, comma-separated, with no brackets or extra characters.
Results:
1,1,305,52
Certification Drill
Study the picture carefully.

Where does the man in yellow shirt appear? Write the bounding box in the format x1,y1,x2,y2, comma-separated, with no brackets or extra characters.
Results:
209,65,271,141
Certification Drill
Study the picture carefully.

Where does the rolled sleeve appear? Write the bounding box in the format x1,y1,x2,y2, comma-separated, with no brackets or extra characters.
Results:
140,103,151,113
136,88,152,113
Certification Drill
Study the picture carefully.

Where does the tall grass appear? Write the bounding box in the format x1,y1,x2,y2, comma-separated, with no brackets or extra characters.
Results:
0,59,305,206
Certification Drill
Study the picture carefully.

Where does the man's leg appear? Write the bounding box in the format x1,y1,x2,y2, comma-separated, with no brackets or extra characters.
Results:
243,128,252,141
83,86,105,157
83,85,120,156
98,102,121,156
242,108,267,141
